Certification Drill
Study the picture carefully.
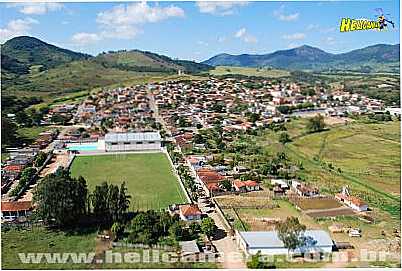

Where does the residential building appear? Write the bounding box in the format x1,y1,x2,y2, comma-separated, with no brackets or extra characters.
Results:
1,201,33,220
179,204,202,221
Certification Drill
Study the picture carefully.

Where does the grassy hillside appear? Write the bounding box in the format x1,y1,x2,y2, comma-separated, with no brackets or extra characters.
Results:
209,65,290,78
2,59,165,98
1,36,211,103
1,36,90,76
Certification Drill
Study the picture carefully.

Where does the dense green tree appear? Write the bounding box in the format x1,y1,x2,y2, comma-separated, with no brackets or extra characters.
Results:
1,117,18,147
92,182,109,221
34,151,47,167
15,111,31,126
201,217,216,238
277,217,306,254
117,182,131,222
306,114,326,133
33,170,88,226
247,251,266,269
220,180,232,191
169,221,188,241
111,222,125,240
10,167,38,196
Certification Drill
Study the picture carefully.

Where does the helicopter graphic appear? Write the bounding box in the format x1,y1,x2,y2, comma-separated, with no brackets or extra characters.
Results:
374,8,395,29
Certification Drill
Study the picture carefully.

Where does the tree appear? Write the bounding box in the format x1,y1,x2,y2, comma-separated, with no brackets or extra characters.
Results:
91,181,131,224
10,167,38,196
51,114,69,125
33,170,88,226
29,108,43,126
169,221,188,241
92,182,110,222
220,179,232,191
117,182,131,222
111,222,125,240
277,217,306,254
247,251,266,269
306,114,326,133
1,117,18,147
247,112,260,123
193,134,205,144
279,132,291,144
34,152,47,167
15,110,32,126
201,217,216,238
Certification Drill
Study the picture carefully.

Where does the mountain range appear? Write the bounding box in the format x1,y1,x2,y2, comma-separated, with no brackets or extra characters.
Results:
1,36,399,98
203,44,400,72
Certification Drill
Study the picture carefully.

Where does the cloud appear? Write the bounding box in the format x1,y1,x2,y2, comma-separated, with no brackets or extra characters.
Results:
196,1,248,16
96,2,184,27
325,37,336,45
321,27,336,33
8,3,63,15
235,28,246,38
197,40,209,46
307,24,319,31
273,5,299,22
71,2,184,45
217,36,227,43
71,32,102,46
282,33,306,41
0,18,38,43
234,27,257,43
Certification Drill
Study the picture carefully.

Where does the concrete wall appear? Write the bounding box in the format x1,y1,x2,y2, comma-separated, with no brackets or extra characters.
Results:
105,141,161,152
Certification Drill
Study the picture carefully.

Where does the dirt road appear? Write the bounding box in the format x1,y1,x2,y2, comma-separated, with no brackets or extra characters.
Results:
209,211,247,269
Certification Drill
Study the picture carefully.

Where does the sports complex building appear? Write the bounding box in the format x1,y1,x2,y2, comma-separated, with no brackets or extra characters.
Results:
104,132,162,152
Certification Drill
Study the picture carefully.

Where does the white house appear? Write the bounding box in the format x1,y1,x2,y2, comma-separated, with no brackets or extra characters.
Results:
104,132,161,152
335,186,368,212
270,179,289,190
237,230,333,256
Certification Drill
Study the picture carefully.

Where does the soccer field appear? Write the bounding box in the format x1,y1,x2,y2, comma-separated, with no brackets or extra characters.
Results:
70,153,187,210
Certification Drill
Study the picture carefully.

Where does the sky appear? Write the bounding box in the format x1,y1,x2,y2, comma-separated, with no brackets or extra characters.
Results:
0,1,400,61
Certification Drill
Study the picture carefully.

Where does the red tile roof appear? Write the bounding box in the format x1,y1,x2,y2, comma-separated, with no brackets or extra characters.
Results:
1,201,32,212
348,196,367,207
206,183,220,191
234,180,246,188
3,165,24,172
244,180,259,187
197,169,225,183
179,204,202,216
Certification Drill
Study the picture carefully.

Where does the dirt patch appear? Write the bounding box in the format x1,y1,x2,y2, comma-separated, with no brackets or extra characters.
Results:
291,197,343,210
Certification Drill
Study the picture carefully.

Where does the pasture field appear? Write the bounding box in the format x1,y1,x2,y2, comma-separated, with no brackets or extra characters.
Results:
255,119,401,221
291,121,401,196
1,227,218,269
209,66,290,78
70,153,187,210
1,227,96,269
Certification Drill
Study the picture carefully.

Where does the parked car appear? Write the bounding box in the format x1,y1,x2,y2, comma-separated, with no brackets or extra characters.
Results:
348,228,362,237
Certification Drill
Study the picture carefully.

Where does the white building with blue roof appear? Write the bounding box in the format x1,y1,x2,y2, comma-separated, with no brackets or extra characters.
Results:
237,230,333,255
104,132,161,152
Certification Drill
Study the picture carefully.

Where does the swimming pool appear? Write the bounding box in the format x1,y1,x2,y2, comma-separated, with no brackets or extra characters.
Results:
67,144,99,151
